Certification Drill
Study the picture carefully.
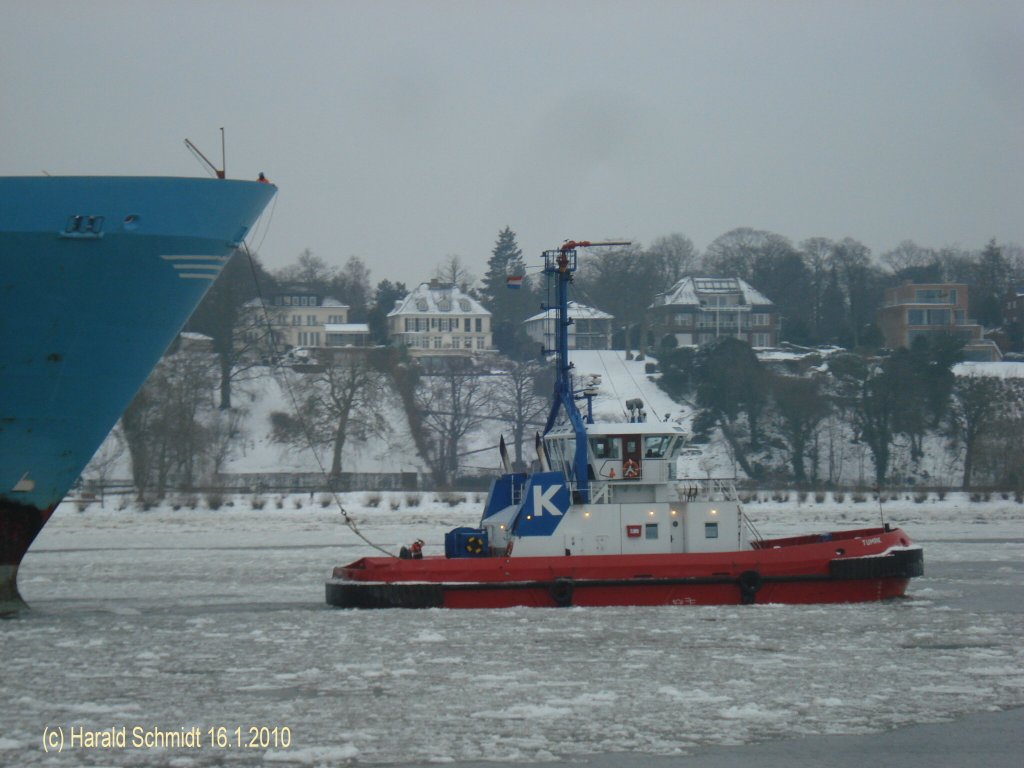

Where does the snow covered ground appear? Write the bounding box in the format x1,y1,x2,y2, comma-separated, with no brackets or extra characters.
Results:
4,494,1023,766
86,351,1024,491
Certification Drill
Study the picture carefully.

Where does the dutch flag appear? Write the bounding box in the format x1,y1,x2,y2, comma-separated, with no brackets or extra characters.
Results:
506,275,524,289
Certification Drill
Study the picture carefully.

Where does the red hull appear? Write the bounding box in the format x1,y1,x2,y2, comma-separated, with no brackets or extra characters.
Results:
326,526,923,609
0,500,55,611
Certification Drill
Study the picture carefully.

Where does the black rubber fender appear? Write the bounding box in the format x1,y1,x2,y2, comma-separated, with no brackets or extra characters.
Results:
549,578,574,607
738,570,763,604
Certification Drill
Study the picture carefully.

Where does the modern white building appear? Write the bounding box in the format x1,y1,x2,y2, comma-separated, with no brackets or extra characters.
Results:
388,280,493,356
650,276,778,347
523,301,614,350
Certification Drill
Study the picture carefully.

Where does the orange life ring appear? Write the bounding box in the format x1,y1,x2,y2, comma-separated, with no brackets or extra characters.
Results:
623,459,640,479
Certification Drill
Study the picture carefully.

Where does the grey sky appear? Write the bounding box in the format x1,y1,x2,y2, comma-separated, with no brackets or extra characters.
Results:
3,0,1021,286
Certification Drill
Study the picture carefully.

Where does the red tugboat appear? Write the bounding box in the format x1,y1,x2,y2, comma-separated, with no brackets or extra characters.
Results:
326,241,922,609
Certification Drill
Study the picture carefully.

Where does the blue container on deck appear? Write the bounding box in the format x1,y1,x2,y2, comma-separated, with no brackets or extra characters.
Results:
445,527,489,558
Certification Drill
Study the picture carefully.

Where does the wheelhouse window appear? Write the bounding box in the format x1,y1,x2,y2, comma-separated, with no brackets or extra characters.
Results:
644,436,671,458
589,437,620,459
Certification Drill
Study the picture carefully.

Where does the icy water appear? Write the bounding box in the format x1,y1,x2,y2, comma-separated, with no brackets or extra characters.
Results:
3,498,1023,766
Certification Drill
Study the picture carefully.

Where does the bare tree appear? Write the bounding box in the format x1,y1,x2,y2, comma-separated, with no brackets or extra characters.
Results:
493,360,550,470
433,255,476,290
276,248,337,292
331,255,373,321
208,407,248,479
186,250,279,409
947,376,1021,489
647,233,699,285
415,365,489,486
702,228,792,282
81,426,127,506
121,349,220,497
880,240,936,275
271,353,390,478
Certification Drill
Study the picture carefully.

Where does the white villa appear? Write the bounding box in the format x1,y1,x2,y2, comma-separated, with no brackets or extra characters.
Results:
523,301,614,350
243,292,369,350
388,280,492,356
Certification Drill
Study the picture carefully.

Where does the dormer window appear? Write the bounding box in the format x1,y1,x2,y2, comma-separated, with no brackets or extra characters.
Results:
438,298,451,312
416,299,428,312
459,299,471,312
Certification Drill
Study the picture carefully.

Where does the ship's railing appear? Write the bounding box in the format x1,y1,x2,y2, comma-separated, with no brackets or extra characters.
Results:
674,477,738,502
565,473,738,505
743,512,765,544
563,479,612,504
589,482,611,504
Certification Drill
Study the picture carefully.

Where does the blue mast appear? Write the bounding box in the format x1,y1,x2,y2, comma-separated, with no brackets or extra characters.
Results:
540,240,630,504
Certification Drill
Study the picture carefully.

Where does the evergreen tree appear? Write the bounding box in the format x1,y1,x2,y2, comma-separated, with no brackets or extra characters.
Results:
367,279,408,344
829,238,883,349
770,373,829,484
692,337,769,476
751,244,812,344
973,239,1009,328
799,237,834,344
819,265,847,345
481,227,534,358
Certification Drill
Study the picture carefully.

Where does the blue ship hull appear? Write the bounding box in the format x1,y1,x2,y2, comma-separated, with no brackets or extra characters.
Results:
1,176,275,609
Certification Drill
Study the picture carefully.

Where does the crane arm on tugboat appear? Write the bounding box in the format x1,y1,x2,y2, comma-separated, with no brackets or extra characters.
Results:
541,240,631,504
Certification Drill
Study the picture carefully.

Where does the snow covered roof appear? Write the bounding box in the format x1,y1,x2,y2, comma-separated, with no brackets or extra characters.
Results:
653,276,773,308
388,282,490,317
325,323,370,333
242,296,348,309
524,301,613,323
756,346,844,362
953,361,1024,379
